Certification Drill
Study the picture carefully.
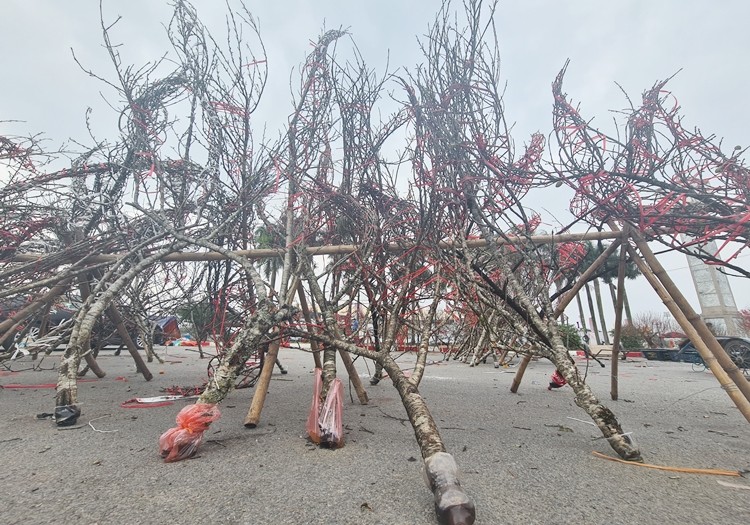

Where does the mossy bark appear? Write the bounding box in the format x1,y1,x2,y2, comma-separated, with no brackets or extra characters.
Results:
198,303,295,405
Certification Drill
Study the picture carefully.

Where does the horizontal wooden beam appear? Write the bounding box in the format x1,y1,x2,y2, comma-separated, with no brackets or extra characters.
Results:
8,230,623,264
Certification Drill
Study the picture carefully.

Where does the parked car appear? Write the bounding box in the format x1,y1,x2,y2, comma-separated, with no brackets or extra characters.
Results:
1,297,31,351
1,297,149,352
641,348,678,361
675,336,750,368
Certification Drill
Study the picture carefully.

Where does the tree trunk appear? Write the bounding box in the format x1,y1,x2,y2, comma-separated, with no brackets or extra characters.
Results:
545,336,641,461
380,355,475,525
198,303,294,405
55,242,190,416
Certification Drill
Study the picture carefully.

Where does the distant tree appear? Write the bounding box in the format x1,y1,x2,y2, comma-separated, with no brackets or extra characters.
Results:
558,323,582,351
618,324,646,350
632,312,679,348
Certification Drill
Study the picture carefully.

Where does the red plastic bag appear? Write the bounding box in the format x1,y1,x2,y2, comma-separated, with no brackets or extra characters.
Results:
159,403,221,462
319,377,344,448
306,368,323,444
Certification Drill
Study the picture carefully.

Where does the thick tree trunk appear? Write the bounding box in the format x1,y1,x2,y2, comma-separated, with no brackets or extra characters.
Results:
546,336,641,461
55,242,190,415
380,355,475,524
198,303,294,405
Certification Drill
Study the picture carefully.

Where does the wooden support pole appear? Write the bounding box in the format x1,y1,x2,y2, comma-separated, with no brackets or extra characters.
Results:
105,304,153,381
610,233,629,400
337,347,369,405
625,227,750,405
296,282,322,369
10,231,625,264
510,239,623,393
509,353,532,393
244,340,280,428
615,232,750,422
77,279,107,379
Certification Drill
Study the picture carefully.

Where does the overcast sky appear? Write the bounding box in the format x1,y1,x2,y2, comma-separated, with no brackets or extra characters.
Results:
2,0,748,330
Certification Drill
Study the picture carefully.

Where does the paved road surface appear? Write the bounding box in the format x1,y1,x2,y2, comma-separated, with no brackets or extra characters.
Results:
1,346,748,524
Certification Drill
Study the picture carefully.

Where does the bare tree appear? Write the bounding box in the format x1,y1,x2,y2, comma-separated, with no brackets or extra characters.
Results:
632,311,680,348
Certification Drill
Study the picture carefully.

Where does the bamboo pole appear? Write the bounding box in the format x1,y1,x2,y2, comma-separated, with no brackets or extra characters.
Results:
610,232,629,401
337,347,369,404
76,279,106,379
244,340,281,428
296,282,322,369
243,277,301,428
626,228,750,405
509,354,531,393
510,239,622,393
105,304,153,381
614,234,750,423
9,231,625,264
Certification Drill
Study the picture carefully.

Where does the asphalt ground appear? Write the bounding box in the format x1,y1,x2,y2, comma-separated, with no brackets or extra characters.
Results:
1,346,748,524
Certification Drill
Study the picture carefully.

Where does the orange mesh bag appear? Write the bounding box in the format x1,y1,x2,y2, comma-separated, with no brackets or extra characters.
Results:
319,377,344,448
305,368,323,444
159,403,221,462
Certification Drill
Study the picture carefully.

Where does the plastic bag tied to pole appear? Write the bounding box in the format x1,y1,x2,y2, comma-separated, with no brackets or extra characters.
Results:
159,403,221,463
305,369,345,448
319,377,344,448
305,368,323,444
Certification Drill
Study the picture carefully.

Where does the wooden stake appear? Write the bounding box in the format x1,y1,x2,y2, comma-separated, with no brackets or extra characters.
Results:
244,340,280,428
337,347,369,404
510,354,531,393
105,304,152,381
610,231,629,400
296,282,322,369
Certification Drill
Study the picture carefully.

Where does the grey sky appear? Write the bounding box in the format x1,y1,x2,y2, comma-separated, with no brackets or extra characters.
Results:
2,1,748,326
